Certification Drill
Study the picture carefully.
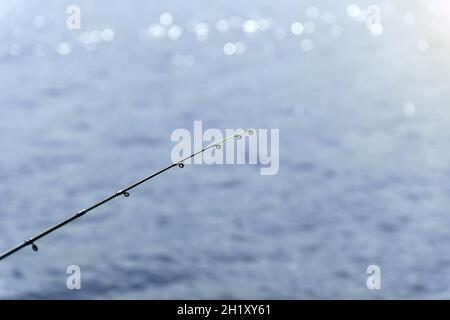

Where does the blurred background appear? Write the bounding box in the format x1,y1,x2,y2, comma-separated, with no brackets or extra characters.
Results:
1,0,450,299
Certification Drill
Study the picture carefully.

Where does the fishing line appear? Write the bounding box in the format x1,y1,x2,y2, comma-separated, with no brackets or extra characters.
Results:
0,129,253,261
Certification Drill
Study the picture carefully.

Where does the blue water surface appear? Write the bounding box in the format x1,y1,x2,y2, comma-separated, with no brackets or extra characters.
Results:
1,0,450,299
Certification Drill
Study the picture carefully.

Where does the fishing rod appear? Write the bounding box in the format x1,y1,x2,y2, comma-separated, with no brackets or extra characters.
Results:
0,129,253,261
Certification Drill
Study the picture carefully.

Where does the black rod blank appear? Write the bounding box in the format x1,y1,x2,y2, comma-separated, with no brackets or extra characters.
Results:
0,130,253,261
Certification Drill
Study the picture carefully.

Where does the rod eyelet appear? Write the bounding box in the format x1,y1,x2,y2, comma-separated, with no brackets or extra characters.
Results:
123,191,130,197
178,163,184,168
